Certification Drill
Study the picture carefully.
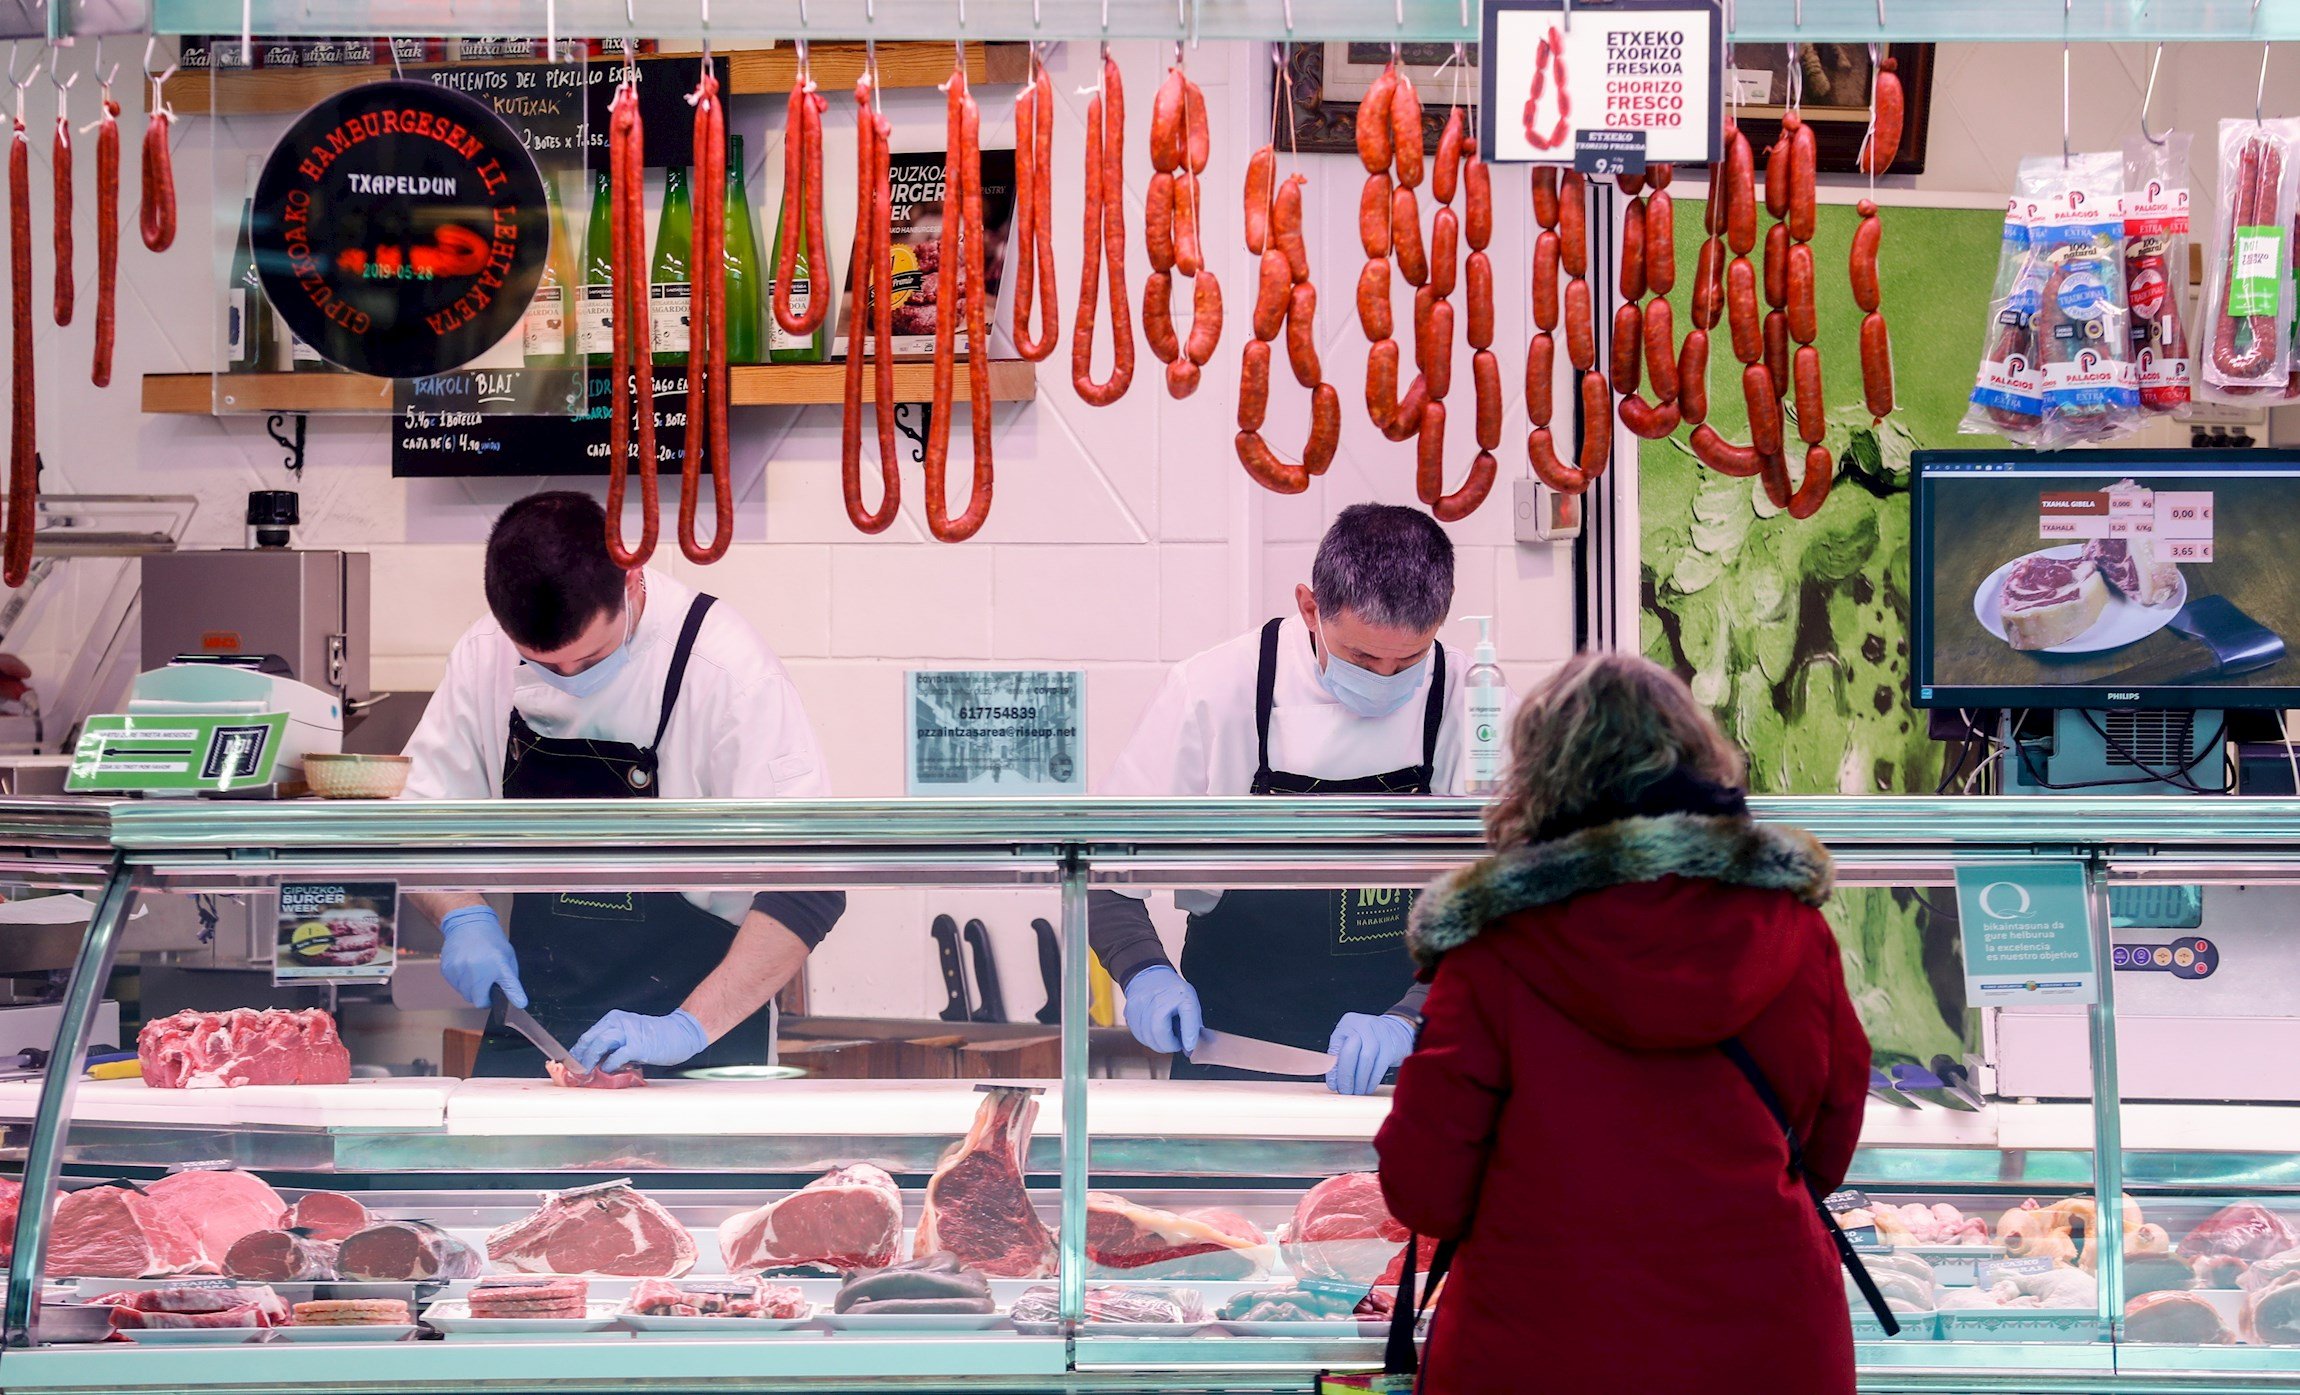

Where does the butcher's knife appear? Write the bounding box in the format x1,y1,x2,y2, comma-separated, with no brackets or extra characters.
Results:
2097,594,2288,686
963,919,1006,1023
488,984,578,1071
1031,918,1061,1025
931,915,972,1023
1188,1028,1335,1078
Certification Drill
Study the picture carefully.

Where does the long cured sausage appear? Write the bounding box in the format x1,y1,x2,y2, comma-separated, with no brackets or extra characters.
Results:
679,64,731,563
1009,53,1057,361
1072,53,1132,406
841,70,899,534
604,76,657,569
1851,198,1894,425
772,67,828,336
138,91,172,253
921,63,993,542
2213,130,2285,382
1860,57,1905,177
90,94,116,387
5,112,31,584
50,98,68,328
1234,149,1337,495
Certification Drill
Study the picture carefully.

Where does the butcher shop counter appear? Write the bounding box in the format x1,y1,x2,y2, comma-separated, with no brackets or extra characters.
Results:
2,796,2300,1391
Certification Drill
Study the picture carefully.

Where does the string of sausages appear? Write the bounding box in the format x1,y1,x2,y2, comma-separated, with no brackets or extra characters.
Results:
1234,153,1337,494
1071,50,1132,407
1354,63,1428,445
7,104,34,587
840,66,900,534
1144,62,1221,399
1686,124,1770,483
1853,57,1903,426
603,71,658,569
1008,48,1057,363
771,58,827,338
1613,164,1682,442
920,58,993,543
1763,112,1832,518
1526,168,1608,492
1410,108,1496,522
678,60,731,564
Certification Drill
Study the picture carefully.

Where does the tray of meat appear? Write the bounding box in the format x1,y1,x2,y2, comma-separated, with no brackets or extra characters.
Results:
275,1298,416,1343
92,1282,291,1341
824,1251,1001,1331
426,1277,620,1334
1010,1283,1210,1335
1216,1282,1383,1337
618,1277,815,1333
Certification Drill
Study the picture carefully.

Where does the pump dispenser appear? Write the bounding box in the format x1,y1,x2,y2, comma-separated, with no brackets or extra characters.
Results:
1463,616,1508,795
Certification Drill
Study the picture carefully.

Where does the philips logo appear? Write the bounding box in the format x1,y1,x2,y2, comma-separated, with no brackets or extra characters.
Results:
2105,692,2141,700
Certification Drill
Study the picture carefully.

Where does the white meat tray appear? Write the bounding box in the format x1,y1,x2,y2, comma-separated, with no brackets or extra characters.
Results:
0,1078,455,1129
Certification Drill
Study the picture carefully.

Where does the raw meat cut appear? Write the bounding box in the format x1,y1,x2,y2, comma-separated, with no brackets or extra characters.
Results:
284,1191,369,1243
224,1228,338,1281
146,1169,288,1262
1085,1193,1272,1279
718,1164,902,1274
92,1284,288,1328
0,1173,19,1260
2245,1270,2300,1345
2125,1290,2232,1344
1012,1283,1207,1325
914,1087,1056,1278
137,1008,351,1089
1999,554,2109,651
467,1275,589,1318
1938,1267,2097,1310
2082,480,2182,608
1846,1200,1995,1247
49,1184,209,1277
833,1252,994,1315
292,1298,411,1325
2196,1254,2252,1288
1280,1172,1414,1286
624,1277,809,1319
546,1060,646,1089
2179,1202,2300,1263
486,1179,697,1277
2124,1251,2199,1297
335,1220,483,1281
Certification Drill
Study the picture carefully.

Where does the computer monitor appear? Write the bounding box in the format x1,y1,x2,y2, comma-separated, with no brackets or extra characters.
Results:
1911,449,2300,710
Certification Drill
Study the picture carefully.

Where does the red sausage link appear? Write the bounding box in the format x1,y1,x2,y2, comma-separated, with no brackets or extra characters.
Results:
1861,311,1895,419
1526,331,1555,426
1763,309,1790,411
1577,370,1612,479
922,66,995,541
1690,238,1724,330
1386,374,1430,442
1357,258,1393,341
1465,250,1494,351
1559,172,1588,277
1763,221,1789,310
1726,255,1759,363
1793,343,1825,445
1172,170,1206,277
1357,68,1397,175
1366,337,1403,428
1415,399,1447,500
604,76,657,569
1610,301,1642,394
1165,357,1201,398
1432,108,1463,207
1788,118,1818,243
138,107,174,253
1306,383,1341,474
1850,201,1881,313
1360,173,1393,259
680,65,732,563
1244,145,1275,256
1256,249,1294,340
1565,278,1595,371
1690,422,1762,477
772,79,829,335
50,114,69,327
1528,425,1588,493
1744,363,1782,457
1861,58,1905,177
1464,153,1492,251
842,75,900,533
1616,171,1644,197
1145,170,1177,273
1143,270,1181,362
1619,196,1647,303
1235,430,1310,494
1759,451,1793,510
1618,393,1681,440
1647,163,1673,192
1183,73,1210,175
1284,281,1319,386
6,117,32,585
1763,128,1790,220
1392,184,1428,287
1010,62,1059,362
1239,338,1272,431
1428,206,1459,300
1532,167,1560,230
1724,128,1757,255
1184,270,1225,369
1390,76,1425,188
1645,189,1675,298
1271,174,1308,283
1788,442,1834,519
1677,328,1710,427
1150,68,1186,174
91,97,116,387
1643,297,1678,402
1432,451,1497,522
1072,55,1133,407
1419,297,1456,401
1472,348,1502,450
1533,229,1560,331
1786,239,1817,345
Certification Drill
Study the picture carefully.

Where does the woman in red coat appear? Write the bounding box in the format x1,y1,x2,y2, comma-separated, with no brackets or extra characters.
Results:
1376,653,1870,1394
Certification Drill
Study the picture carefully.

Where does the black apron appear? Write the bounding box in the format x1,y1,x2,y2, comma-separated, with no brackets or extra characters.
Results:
474,594,772,1077
1172,617,1445,1081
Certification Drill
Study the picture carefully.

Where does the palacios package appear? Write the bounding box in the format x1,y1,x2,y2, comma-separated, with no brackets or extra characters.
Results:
1961,187,2049,443
2123,130,2195,415
2199,116,2300,402
836,147,1017,361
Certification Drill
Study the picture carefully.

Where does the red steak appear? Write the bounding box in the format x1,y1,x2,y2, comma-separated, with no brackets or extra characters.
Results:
49,1185,209,1277
2180,1203,2300,1263
335,1220,483,1282
146,1169,288,1264
1085,1193,1271,1279
718,1164,902,1274
284,1191,370,1243
224,1228,339,1282
486,1180,697,1277
914,1087,1056,1278
1280,1171,1424,1286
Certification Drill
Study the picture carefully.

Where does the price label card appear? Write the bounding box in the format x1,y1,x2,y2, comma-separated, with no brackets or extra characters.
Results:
2160,539,2214,563
2156,491,2215,537
1483,0,1722,165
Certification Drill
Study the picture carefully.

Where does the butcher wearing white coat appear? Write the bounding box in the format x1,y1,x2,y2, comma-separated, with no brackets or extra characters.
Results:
402,491,843,1078
1092,505,1464,1095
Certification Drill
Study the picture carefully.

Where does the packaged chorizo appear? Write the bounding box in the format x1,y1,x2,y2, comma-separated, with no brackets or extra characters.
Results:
2198,117,2300,400
1960,190,2048,443
834,147,1016,361
2028,151,2140,447
2123,131,2194,414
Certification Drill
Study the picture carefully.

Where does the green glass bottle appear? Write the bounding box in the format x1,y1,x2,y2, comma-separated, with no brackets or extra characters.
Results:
722,135,764,366
767,144,829,363
522,170,581,368
649,166,694,367
580,166,616,367
225,198,273,372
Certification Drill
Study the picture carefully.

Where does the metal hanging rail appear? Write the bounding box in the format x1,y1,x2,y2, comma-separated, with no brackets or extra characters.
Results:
136,0,2300,43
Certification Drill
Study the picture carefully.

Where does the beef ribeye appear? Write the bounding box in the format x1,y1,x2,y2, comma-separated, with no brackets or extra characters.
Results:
284,1190,370,1243
224,1228,339,1282
1280,1171,1416,1286
49,1185,209,1277
2179,1202,2300,1263
914,1087,1056,1278
487,1179,697,1277
335,1220,483,1282
718,1164,902,1274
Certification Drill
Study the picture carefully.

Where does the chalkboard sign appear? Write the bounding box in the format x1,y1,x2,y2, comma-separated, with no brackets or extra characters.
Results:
390,366,707,478
422,55,729,170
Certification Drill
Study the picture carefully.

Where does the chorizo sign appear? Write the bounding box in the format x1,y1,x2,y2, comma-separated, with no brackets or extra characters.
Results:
252,80,548,377
1480,0,1722,167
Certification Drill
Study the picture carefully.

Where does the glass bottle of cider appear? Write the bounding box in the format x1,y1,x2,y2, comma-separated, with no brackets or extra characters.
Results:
649,166,695,367
522,170,580,368
580,166,617,368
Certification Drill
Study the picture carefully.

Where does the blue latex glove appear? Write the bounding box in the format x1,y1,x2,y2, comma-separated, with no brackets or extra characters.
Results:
1121,965,1203,1056
570,1009,709,1074
1327,1012,1416,1095
439,904,524,1010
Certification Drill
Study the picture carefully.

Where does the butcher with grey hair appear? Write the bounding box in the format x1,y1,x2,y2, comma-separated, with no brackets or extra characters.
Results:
1093,504,1465,1095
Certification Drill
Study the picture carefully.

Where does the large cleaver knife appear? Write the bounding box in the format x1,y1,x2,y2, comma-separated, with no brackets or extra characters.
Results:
488,984,578,1071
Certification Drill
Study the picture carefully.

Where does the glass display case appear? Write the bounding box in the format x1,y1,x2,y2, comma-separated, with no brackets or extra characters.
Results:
0,794,2291,1391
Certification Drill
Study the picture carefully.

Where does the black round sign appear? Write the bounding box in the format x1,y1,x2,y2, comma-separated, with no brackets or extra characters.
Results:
252,80,548,378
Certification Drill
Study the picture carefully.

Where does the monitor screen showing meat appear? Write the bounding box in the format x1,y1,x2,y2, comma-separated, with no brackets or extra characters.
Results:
1911,449,2300,709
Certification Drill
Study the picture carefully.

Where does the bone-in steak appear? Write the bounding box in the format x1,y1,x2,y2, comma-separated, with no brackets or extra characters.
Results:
914,1087,1056,1278
486,1180,697,1277
50,1186,210,1278
1085,1193,1272,1279
718,1164,902,1274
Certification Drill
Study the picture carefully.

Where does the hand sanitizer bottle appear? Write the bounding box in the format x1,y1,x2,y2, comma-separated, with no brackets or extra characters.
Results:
1463,616,1508,795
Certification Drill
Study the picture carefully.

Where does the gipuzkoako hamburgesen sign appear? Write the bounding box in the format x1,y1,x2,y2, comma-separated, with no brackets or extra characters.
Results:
252,80,549,378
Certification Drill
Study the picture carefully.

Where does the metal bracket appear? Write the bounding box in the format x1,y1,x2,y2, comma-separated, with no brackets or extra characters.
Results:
266,412,307,477
894,401,931,464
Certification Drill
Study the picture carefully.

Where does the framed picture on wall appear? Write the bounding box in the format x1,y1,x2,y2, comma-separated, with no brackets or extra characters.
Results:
1726,43,1933,175
1276,42,1479,155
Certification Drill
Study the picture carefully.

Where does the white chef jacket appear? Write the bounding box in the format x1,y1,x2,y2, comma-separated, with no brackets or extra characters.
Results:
402,568,831,922
1103,614,1465,800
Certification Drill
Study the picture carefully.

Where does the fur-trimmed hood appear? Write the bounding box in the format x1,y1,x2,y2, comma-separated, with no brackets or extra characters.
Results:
1407,814,1835,1052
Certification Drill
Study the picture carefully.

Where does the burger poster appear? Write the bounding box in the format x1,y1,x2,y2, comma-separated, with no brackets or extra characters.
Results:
276,881,399,985
1482,0,1722,168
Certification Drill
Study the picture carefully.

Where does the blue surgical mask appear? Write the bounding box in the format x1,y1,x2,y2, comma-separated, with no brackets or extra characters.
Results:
523,605,635,700
1316,641,1430,720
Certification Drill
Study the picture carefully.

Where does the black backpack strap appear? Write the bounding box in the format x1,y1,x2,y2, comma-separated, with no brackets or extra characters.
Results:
1721,1037,1901,1338
1382,1232,1459,1382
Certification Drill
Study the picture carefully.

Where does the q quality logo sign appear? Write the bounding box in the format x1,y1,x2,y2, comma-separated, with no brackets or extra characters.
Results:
252,80,548,377
1975,879,2031,919
1953,862,2098,1007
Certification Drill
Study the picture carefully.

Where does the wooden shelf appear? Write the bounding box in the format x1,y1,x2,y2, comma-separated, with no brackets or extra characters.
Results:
164,41,1023,116
143,360,1039,414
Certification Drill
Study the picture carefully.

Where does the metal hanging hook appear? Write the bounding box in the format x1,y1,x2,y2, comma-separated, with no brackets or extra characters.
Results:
2260,42,2273,127
8,46,40,128
2138,42,2167,147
